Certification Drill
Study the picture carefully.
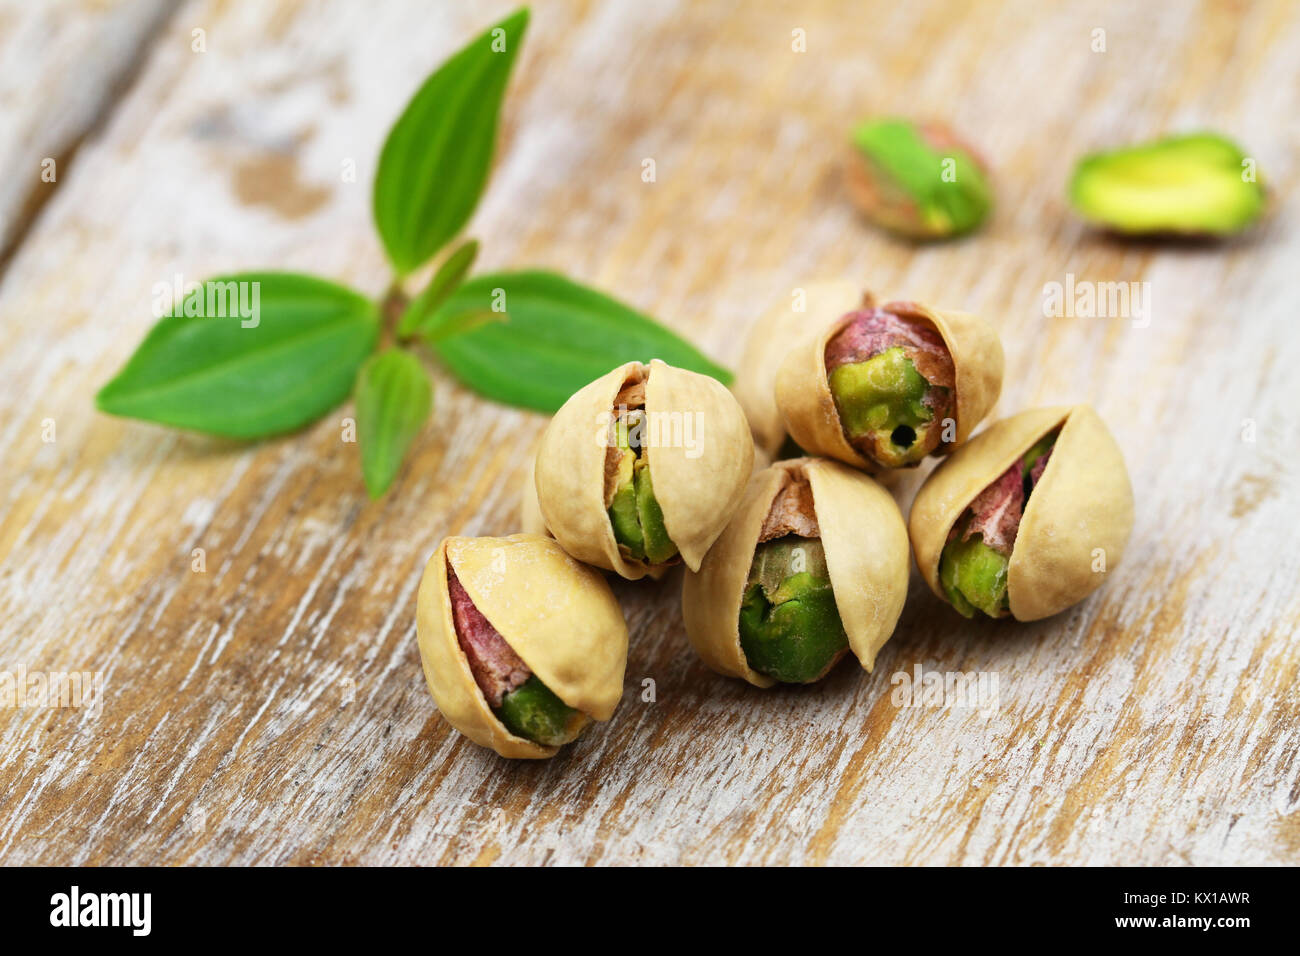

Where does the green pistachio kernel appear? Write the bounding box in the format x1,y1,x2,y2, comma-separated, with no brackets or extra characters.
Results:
939,532,1009,619
607,421,678,564
939,430,1058,619
633,459,676,563
608,467,643,558
828,347,934,465
1019,430,1058,481
1069,133,1266,237
849,118,992,240
496,675,584,747
738,537,848,683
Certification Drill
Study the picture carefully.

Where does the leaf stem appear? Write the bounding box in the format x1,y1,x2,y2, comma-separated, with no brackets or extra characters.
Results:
379,278,410,350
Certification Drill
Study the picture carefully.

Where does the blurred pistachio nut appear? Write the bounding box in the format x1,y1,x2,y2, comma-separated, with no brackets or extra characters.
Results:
1069,133,1266,237
536,359,754,579
732,279,865,459
682,457,909,688
909,406,1133,621
416,534,628,758
775,288,1002,471
847,118,992,239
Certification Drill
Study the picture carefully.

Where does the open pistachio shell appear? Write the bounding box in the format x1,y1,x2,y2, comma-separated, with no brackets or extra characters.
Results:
536,359,754,578
682,457,909,687
908,405,1133,621
775,297,1002,471
733,280,864,458
518,448,549,537
415,534,629,759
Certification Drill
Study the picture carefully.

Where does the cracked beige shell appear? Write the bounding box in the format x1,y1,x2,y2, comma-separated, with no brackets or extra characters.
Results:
733,279,866,458
415,534,629,759
774,292,1003,471
518,448,549,537
535,359,754,579
908,405,1134,621
681,457,910,688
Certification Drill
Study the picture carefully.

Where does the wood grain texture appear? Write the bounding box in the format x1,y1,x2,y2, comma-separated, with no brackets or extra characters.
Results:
0,0,1297,865
0,0,173,265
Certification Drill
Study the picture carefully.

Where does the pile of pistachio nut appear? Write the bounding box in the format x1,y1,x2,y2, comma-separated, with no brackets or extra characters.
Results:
415,280,1135,758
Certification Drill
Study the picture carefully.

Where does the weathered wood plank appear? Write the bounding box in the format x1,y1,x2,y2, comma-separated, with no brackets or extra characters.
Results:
0,0,174,266
0,0,1296,865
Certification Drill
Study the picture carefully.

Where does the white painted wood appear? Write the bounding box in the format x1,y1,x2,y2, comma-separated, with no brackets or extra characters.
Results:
0,0,173,258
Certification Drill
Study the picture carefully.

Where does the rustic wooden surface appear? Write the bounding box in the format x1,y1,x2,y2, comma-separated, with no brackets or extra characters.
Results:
1,0,1297,866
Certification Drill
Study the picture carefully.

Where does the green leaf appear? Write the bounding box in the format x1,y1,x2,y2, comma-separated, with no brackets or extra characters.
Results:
397,238,480,337
355,349,433,499
426,270,733,413
374,7,529,275
96,273,379,439
421,307,506,343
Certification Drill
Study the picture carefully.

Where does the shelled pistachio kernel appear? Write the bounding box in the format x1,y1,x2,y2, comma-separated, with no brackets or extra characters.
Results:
938,430,1059,618
775,298,1003,473
848,118,992,239
1069,133,1266,237
828,346,935,465
496,675,583,746
739,537,847,683
606,412,677,564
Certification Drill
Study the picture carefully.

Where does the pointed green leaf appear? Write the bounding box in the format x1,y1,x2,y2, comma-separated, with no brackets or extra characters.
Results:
426,270,732,413
397,238,480,337
96,273,379,439
374,8,529,275
356,349,433,498
421,307,506,343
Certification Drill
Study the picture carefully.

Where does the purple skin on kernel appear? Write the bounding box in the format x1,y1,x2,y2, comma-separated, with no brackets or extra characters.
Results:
1029,447,1052,487
958,445,1054,555
962,465,1023,554
824,309,950,373
824,310,957,460
447,565,530,708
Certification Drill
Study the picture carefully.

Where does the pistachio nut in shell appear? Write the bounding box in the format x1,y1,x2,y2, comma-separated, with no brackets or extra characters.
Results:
535,359,754,579
908,405,1133,622
415,534,628,759
732,279,865,459
775,293,1002,471
682,457,909,688
847,118,992,240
